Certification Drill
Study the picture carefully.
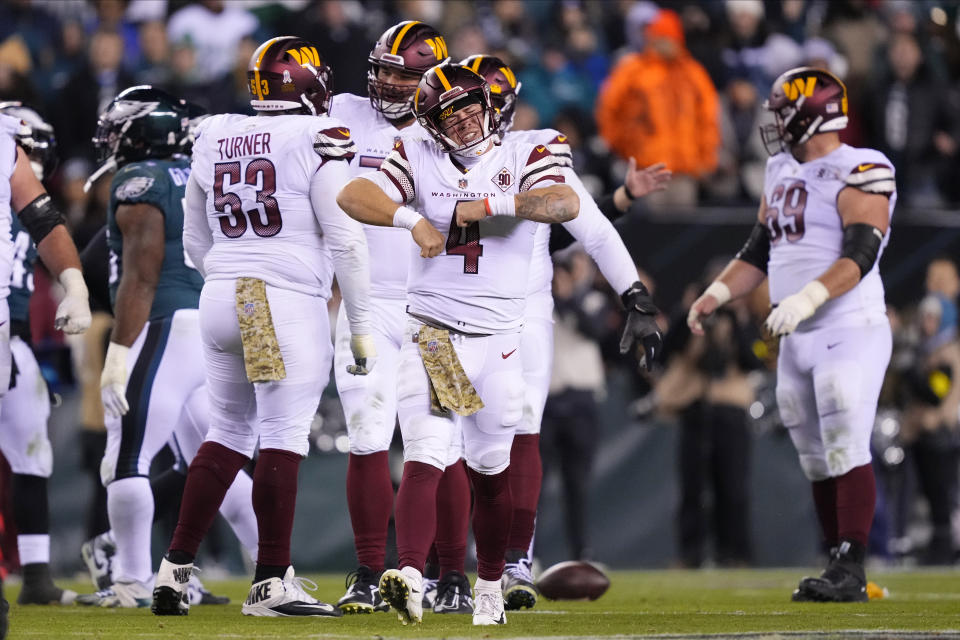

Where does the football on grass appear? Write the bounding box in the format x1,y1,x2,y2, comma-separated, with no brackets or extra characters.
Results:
536,561,610,601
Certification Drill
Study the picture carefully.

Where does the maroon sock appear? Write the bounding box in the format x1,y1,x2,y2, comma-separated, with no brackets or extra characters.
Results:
835,463,876,546
395,461,443,571
253,449,301,568
435,460,471,576
811,477,838,547
346,452,393,572
507,434,542,553
169,442,248,558
467,466,512,581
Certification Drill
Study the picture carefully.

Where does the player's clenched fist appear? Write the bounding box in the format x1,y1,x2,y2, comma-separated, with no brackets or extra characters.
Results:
454,200,487,227
411,218,444,257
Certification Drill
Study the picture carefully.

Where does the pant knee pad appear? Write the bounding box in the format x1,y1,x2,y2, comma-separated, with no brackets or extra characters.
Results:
814,365,861,416
776,385,805,427
819,413,871,478
464,440,511,475
344,390,395,455
205,424,258,459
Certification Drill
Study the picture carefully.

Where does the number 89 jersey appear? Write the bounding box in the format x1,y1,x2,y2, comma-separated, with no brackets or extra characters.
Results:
764,144,896,331
190,113,355,297
379,139,565,334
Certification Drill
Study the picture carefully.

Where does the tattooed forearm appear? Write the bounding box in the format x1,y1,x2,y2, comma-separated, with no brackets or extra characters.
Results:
515,185,580,223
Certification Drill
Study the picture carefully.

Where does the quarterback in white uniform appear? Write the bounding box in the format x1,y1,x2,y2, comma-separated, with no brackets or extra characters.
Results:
461,54,667,610
688,67,896,603
328,20,475,616
338,61,580,627
152,37,372,618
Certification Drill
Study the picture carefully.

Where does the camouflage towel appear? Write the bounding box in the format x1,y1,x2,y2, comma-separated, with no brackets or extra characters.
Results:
417,325,484,417
235,277,286,382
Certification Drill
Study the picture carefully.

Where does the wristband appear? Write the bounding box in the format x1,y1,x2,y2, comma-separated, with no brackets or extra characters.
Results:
103,341,130,375
59,267,89,298
392,206,424,231
798,280,829,309
484,195,516,217
703,281,731,307
622,182,638,201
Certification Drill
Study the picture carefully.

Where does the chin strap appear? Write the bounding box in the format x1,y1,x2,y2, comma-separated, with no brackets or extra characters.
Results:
83,157,117,193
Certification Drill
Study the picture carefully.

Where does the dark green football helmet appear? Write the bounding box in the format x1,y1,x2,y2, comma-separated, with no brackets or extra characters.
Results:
87,85,204,190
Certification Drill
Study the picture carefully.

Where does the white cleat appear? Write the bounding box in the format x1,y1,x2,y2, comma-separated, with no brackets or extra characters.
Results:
75,580,152,608
80,531,116,590
473,581,506,626
241,567,342,617
151,557,193,616
378,567,423,625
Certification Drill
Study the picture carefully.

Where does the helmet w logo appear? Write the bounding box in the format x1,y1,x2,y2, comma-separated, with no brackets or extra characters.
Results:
425,37,448,60
286,46,321,67
782,76,817,101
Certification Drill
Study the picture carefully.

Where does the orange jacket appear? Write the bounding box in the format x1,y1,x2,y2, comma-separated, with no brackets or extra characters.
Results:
595,51,719,176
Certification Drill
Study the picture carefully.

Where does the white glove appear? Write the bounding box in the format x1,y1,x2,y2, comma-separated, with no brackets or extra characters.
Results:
764,280,830,337
346,334,377,376
55,267,92,334
101,342,130,418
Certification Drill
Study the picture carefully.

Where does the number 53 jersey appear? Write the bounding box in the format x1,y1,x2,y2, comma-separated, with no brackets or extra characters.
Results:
190,113,356,297
378,139,565,334
764,144,896,331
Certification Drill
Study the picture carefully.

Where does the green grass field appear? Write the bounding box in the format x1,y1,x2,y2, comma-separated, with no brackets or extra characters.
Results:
5,569,960,639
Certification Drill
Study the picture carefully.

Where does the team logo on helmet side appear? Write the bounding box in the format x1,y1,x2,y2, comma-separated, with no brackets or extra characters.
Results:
368,20,447,120
248,36,333,116
0,101,57,180
760,66,848,155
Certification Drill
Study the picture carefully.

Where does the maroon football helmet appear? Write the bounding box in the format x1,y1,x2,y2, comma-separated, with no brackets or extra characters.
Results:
247,36,333,116
368,21,448,120
460,54,521,137
414,62,499,154
760,66,848,155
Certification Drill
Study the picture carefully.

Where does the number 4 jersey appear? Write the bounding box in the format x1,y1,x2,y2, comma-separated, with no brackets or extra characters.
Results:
377,138,565,334
764,143,896,331
190,113,356,297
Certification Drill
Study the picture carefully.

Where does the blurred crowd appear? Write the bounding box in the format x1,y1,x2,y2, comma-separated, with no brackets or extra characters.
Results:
1,0,959,570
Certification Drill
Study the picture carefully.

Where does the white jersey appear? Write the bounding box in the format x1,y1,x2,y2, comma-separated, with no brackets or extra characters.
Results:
190,112,356,297
505,127,638,298
764,144,896,331
379,138,565,334
332,93,427,300
0,114,19,301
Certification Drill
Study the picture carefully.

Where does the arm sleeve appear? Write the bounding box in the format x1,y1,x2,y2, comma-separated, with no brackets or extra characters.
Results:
310,161,371,335
182,171,212,278
558,169,637,295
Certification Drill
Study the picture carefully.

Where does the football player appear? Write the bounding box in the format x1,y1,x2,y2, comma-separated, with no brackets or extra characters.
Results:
688,67,896,602
0,94,91,628
460,54,665,610
337,62,579,626
73,86,258,609
328,20,474,616
0,103,77,605
152,36,373,618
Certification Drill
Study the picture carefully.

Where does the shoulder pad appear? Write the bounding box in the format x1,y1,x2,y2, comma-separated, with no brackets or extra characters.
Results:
314,126,357,163
844,162,895,197
519,143,564,192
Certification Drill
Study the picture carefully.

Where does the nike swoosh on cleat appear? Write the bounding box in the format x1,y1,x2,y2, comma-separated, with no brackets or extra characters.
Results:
501,349,517,359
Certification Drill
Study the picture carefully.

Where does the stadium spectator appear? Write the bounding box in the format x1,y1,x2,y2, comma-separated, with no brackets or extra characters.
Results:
166,0,258,84
707,73,767,203
132,20,171,87
595,9,719,209
52,29,133,163
541,250,616,561
862,32,960,206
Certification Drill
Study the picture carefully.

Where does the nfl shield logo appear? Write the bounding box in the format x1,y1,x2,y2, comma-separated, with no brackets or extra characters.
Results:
458,178,468,189
244,302,256,316
427,340,439,353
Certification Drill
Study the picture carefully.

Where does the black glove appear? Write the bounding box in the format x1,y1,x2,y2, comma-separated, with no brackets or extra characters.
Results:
619,281,662,371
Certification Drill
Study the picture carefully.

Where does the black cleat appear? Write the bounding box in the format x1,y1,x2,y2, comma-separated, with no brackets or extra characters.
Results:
17,564,77,605
792,541,869,603
337,565,388,614
433,571,474,614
